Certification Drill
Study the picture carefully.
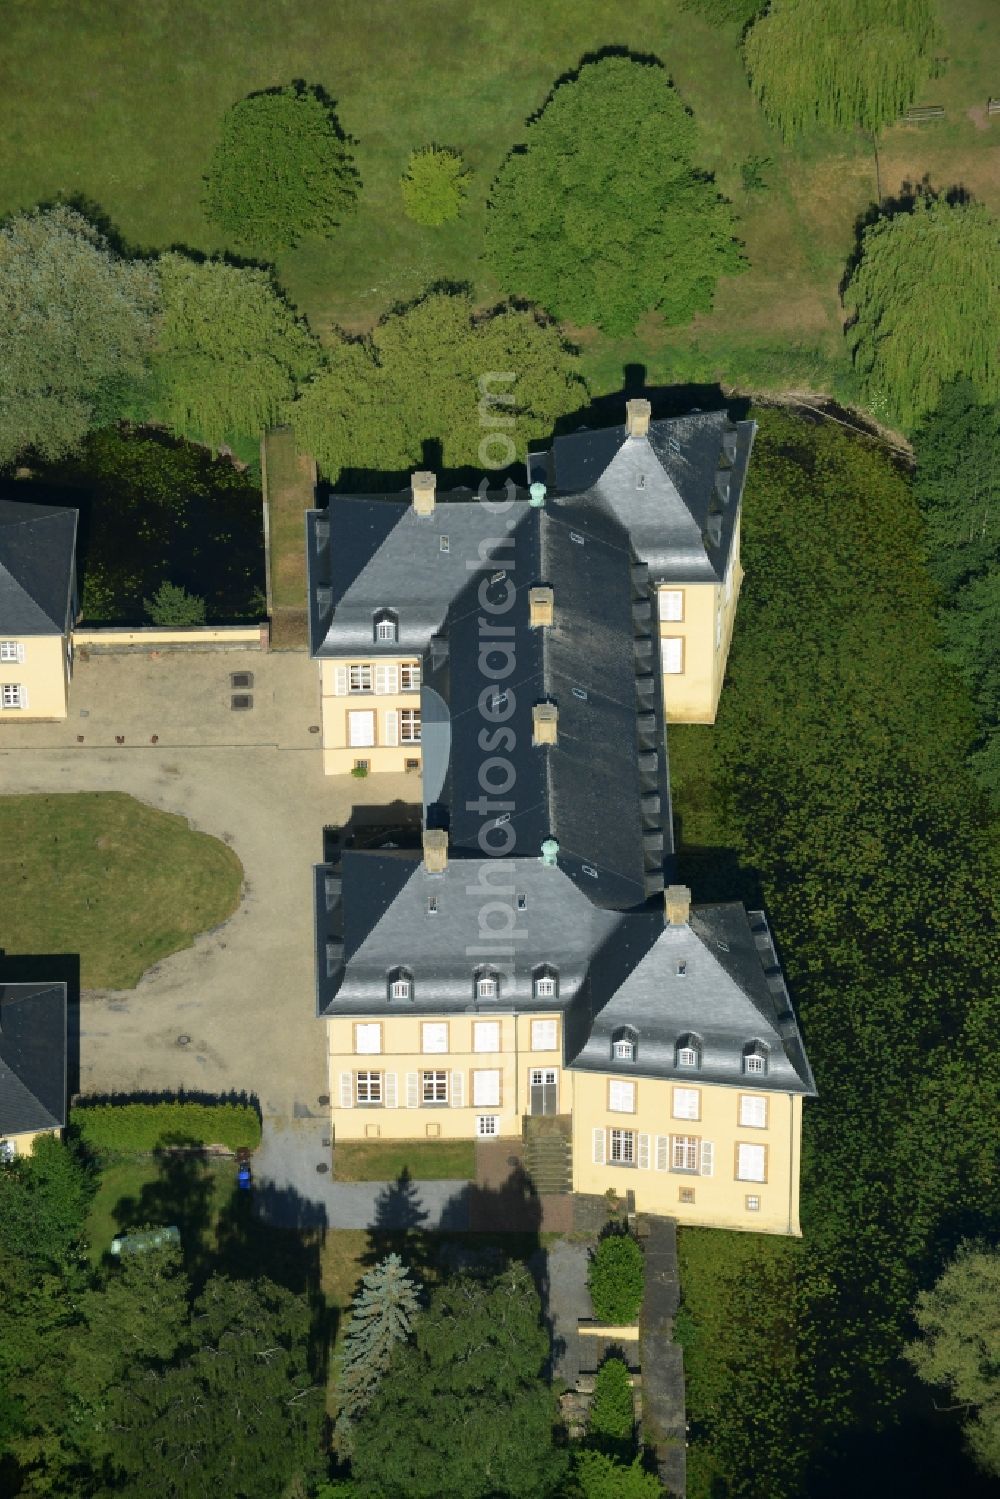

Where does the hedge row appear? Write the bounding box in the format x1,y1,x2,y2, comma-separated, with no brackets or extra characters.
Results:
588,1231,645,1323
70,1102,260,1153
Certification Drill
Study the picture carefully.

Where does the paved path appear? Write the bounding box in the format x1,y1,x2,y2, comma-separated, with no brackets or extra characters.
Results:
640,1216,687,1496
545,1237,591,1385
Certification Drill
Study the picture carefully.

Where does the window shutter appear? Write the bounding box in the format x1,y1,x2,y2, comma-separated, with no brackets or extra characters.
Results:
450,1070,464,1108
333,666,348,696
384,1072,398,1109
700,1140,714,1177
375,664,399,694
19,685,27,710
339,1072,353,1109
16,643,25,664
592,1127,606,1165
638,1133,650,1169
382,710,399,747
655,1135,669,1171
406,1072,418,1108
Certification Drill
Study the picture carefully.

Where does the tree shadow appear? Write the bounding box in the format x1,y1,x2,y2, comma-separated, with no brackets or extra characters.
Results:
839,176,975,302
109,1135,217,1277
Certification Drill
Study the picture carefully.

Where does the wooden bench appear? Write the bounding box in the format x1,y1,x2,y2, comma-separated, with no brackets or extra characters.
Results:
905,104,945,121
988,98,1000,117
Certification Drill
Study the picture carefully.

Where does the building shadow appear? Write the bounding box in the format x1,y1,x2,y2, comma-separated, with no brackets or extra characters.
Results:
0,947,80,1104
322,801,422,862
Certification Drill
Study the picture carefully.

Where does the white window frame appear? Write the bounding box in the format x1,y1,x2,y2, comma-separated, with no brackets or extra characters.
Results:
472,1069,501,1107
400,708,421,744
473,1020,500,1053
356,1071,383,1105
375,618,397,643
347,709,375,747
531,1018,557,1051
677,1046,698,1069
400,662,421,691
609,1128,636,1166
0,641,23,664
612,1037,635,1062
476,975,498,1000
476,1114,499,1137
658,589,684,622
1,683,25,709
349,664,373,692
421,1022,448,1055
354,1023,382,1055
745,1194,761,1212
609,1079,635,1114
736,1142,767,1182
389,977,411,1001
421,1070,448,1105
739,1094,768,1129
661,637,684,675
744,1049,767,1075
672,1087,700,1121
533,975,556,1000
671,1134,699,1173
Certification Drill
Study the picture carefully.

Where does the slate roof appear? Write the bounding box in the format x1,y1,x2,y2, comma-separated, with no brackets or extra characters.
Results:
528,410,756,583
0,983,68,1136
0,500,78,635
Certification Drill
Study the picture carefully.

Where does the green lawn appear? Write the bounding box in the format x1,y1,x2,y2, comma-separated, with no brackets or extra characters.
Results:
0,792,243,988
1,1,995,407
333,1139,476,1181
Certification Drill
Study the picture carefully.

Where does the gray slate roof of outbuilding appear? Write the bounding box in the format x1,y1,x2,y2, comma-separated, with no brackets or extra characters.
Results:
0,500,78,635
0,983,68,1135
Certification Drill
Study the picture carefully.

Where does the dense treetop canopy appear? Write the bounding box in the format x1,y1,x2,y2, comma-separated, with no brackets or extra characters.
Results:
744,0,940,137
0,205,160,464
485,56,744,335
203,85,359,252
844,196,1000,429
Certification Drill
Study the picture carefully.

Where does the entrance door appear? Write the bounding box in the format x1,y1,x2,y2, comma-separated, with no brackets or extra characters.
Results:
529,1068,558,1116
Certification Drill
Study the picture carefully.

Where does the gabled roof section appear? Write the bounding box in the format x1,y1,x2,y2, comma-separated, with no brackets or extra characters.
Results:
0,983,68,1136
530,409,756,583
0,500,78,635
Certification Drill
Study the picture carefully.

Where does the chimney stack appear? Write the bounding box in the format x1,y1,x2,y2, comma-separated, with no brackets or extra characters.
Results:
664,884,691,926
625,398,651,439
529,586,554,628
411,471,436,517
423,829,448,874
532,702,559,746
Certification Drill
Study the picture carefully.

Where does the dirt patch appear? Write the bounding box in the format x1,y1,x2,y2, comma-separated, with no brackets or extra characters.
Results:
967,104,991,132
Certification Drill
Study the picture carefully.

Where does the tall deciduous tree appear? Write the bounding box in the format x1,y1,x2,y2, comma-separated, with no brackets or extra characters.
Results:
289,289,583,481
906,1243,1000,1477
152,253,319,446
204,85,359,253
333,1253,420,1453
0,205,160,464
350,1265,567,1499
744,0,940,137
484,56,744,335
844,196,1000,429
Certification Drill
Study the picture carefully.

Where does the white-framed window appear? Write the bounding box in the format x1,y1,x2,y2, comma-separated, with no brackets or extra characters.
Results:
374,663,399,694
355,1023,382,1055
376,618,397,643
356,1071,382,1105
743,1043,768,1075
476,1114,499,1137
473,1020,500,1053
0,641,23,663
421,1022,448,1054
0,1138,16,1162
736,1142,767,1182
677,1043,699,1069
739,1094,767,1129
389,973,412,1001
401,662,421,691
671,1135,699,1172
422,1070,448,1105
672,1087,700,1121
476,974,498,1000
678,1186,696,1205
609,1079,635,1113
658,589,684,622
612,1027,637,1062
533,974,556,999
609,1128,636,1165
348,709,375,747
353,758,370,773
745,1194,761,1212
1,683,26,709
472,1069,501,1107
661,637,684,675
349,664,373,692
531,1018,557,1051
400,709,421,744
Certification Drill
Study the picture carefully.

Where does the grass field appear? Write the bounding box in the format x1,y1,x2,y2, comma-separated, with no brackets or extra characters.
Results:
0,792,243,988
1,0,995,405
333,1139,476,1181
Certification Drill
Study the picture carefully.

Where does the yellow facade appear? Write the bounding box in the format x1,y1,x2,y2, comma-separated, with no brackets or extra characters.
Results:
0,1126,60,1159
657,518,743,724
319,657,423,777
0,633,70,720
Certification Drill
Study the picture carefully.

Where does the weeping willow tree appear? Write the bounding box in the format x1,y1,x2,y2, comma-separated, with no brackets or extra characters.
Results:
744,0,940,137
844,196,1000,429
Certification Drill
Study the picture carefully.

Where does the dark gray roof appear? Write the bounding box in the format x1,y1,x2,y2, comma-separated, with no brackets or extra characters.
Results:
422,500,672,910
0,500,78,635
529,411,756,583
0,983,68,1135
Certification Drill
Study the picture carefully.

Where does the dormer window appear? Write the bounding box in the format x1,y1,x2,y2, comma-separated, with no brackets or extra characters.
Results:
476,970,499,1001
533,965,557,1000
388,967,412,1001
374,609,398,644
612,1026,637,1062
743,1041,768,1076
676,1034,701,1069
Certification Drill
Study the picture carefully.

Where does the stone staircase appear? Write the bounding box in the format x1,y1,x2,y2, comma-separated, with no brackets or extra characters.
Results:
523,1114,573,1194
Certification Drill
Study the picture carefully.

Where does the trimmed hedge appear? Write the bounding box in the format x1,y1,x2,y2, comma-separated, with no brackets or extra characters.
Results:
71,1102,260,1154
589,1356,635,1445
588,1231,644,1323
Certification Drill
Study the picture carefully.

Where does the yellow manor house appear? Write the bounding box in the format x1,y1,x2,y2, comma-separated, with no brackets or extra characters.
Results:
309,400,816,1235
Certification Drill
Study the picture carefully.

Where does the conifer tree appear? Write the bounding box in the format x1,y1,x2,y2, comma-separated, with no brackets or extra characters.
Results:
333,1253,420,1453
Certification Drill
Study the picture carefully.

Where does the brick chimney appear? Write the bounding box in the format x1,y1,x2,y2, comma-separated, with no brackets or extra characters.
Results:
664,884,691,925
529,586,554,627
423,829,448,873
411,471,436,517
625,398,651,438
532,702,558,746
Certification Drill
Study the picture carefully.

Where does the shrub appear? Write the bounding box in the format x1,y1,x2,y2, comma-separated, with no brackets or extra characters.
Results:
143,581,206,626
70,1102,261,1154
400,146,469,226
575,1450,664,1499
589,1356,635,1451
587,1230,644,1323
